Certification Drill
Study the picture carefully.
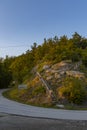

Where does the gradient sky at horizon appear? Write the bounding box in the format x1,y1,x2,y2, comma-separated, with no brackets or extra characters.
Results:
0,0,87,58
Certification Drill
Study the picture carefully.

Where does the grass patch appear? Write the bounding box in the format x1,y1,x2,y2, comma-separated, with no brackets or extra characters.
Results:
3,87,20,102
3,88,87,110
2,87,54,108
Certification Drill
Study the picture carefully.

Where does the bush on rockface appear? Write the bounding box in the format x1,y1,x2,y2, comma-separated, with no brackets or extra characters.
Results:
58,77,87,105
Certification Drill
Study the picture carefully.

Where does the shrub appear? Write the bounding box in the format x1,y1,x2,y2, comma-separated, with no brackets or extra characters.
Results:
58,77,87,104
32,86,46,96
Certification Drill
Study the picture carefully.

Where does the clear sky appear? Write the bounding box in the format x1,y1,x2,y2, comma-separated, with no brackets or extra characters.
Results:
0,0,87,58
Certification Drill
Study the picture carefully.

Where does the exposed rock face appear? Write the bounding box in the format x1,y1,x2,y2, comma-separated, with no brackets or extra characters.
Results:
43,65,50,70
51,61,69,70
39,61,85,91
42,61,71,82
66,71,85,79
55,73,61,79
35,60,86,104
46,76,53,80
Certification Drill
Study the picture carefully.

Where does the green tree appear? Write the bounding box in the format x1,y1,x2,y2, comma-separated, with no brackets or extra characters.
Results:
0,62,12,88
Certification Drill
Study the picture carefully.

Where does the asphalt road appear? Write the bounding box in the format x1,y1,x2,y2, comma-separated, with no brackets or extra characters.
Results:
0,89,87,120
0,113,87,130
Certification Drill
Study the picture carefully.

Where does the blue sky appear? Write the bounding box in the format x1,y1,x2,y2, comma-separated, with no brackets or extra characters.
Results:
0,0,87,58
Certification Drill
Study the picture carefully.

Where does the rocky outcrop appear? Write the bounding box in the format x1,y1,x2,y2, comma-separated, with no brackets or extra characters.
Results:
35,60,86,104
39,61,85,90
43,65,50,70
66,71,85,79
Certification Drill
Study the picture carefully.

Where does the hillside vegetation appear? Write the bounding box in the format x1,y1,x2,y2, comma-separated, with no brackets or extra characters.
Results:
2,32,87,108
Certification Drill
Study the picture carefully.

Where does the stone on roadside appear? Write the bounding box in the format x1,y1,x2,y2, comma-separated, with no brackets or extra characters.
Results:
56,104,64,108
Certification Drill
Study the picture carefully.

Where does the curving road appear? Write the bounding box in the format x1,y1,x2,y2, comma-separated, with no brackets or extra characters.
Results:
0,89,87,120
